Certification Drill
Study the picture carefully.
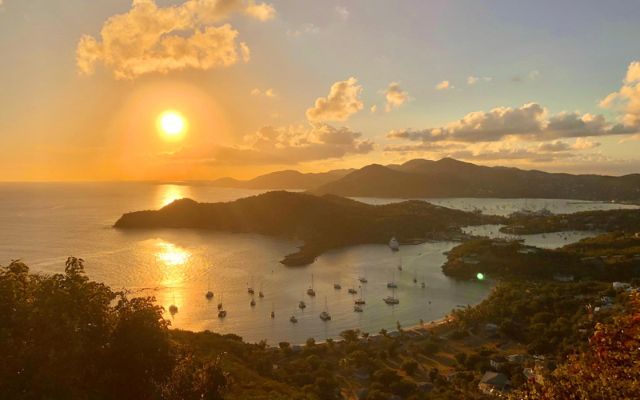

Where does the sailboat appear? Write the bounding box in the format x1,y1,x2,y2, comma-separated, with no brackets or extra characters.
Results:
358,268,368,284
413,271,418,284
354,304,364,312
307,274,316,297
205,273,214,300
348,281,358,295
397,262,403,271
319,297,331,321
259,281,265,298
333,283,342,290
290,314,298,323
383,287,399,305
270,303,275,319
389,237,400,251
298,300,306,309
250,296,256,307
387,271,398,288
247,276,255,295
217,309,227,318
355,285,366,305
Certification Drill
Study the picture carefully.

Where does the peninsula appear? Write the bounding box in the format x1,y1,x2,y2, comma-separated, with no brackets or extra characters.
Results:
114,191,502,266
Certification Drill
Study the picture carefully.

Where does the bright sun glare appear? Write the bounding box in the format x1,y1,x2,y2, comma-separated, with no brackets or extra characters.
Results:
158,110,186,138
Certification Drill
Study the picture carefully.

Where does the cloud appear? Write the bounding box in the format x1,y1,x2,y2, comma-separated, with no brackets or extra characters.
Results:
306,77,364,122
287,23,320,37
467,76,492,85
251,88,276,98
76,0,274,79
166,123,373,165
599,61,640,128
387,103,638,144
435,80,452,91
244,0,275,21
383,82,409,112
512,70,541,83
335,6,349,21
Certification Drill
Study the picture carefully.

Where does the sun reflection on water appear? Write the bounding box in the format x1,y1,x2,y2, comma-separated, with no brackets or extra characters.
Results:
155,240,191,315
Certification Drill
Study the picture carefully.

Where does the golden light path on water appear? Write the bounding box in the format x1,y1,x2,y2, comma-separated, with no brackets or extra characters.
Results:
156,240,191,315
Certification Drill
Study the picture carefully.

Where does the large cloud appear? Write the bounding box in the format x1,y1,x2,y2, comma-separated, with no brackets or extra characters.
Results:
76,0,274,79
306,77,364,122
166,123,373,165
600,61,640,128
387,103,637,144
384,82,409,112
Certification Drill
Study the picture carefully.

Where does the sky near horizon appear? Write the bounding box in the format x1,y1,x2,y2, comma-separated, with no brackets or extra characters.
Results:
1,0,640,181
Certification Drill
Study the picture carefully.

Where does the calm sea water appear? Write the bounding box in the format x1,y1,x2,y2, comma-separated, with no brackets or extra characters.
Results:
1,183,636,344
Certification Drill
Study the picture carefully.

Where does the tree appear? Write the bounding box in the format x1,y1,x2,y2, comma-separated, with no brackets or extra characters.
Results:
515,291,640,399
402,360,419,375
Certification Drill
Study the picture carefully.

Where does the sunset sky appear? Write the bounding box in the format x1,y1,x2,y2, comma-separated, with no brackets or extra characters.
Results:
1,0,640,181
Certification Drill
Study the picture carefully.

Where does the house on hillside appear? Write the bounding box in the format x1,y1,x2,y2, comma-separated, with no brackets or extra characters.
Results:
478,371,511,395
553,274,574,282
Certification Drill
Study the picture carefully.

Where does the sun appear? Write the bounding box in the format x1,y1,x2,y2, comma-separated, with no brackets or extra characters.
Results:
157,110,187,139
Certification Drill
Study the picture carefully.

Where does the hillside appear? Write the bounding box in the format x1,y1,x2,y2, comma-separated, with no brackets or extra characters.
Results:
311,158,640,201
114,191,502,266
211,169,353,190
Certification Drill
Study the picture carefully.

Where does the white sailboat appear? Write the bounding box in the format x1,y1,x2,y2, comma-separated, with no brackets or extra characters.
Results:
389,237,400,251
387,270,398,289
355,285,366,305
307,274,316,297
319,297,331,321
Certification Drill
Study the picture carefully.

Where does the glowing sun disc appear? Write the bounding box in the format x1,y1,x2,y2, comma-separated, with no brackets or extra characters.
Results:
158,111,186,138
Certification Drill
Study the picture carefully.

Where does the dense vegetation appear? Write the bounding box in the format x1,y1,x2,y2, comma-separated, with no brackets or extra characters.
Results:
2,256,639,399
0,258,228,400
115,191,501,266
442,234,640,281
503,208,640,235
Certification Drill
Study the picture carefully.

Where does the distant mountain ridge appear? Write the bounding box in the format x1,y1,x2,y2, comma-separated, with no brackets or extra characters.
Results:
312,158,640,201
211,158,640,201
211,169,353,190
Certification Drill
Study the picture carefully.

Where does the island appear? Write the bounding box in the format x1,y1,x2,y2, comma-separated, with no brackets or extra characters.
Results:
114,191,503,266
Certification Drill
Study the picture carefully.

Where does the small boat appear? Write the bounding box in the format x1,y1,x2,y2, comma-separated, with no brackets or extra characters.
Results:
247,276,255,295
271,311,275,319
290,315,298,323
389,237,400,251
217,293,223,310
387,271,398,288
298,300,306,309
334,283,342,290
319,297,331,321
348,286,358,295
250,298,256,307
358,276,368,284
383,296,400,305
354,304,364,312
355,285,366,305
307,274,316,297
383,287,399,305
413,271,418,284
206,291,214,300
259,282,264,298
421,282,426,289
397,263,403,271
218,309,227,318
